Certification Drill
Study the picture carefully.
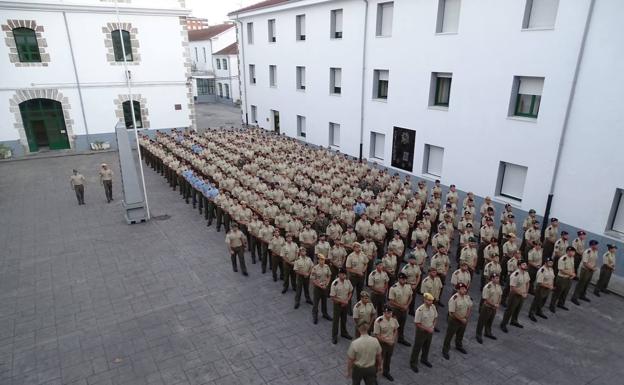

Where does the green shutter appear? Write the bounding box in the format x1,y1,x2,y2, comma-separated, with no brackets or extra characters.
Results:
122,100,142,129
13,28,41,63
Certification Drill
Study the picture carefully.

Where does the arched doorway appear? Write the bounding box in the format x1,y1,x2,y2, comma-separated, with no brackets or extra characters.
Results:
19,98,70,152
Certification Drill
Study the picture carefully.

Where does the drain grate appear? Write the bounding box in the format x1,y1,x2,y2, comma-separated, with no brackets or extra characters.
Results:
152,214,171,220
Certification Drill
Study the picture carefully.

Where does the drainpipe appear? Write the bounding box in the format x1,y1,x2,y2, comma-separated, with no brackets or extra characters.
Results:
234,17,249,126
358,0,370,160
541,0,595,237
62,11,90,148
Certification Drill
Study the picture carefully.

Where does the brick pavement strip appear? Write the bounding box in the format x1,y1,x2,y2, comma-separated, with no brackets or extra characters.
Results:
0,152,623,385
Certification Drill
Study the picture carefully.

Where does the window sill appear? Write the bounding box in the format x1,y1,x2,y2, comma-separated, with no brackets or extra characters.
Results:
372,98,388,103
507,116,537,123
603,230,624,242
375,35,392,38
428,105,449,111
494,195,522,208
270,86,277,89
435,32,458,36
329,93,342,97
370,156,384,162
330,145,340,150
421,173,441,181
296,88,306,92
521,27,555,32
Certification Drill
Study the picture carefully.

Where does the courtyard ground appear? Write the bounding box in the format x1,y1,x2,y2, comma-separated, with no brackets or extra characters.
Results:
0,112,623,384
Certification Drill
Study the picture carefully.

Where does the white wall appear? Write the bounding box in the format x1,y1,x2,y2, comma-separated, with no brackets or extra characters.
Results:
214,53,240,103
551,0,624,237
190,39,213,73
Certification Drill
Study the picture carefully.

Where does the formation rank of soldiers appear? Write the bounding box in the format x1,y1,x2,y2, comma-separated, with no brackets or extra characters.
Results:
138,128,617,382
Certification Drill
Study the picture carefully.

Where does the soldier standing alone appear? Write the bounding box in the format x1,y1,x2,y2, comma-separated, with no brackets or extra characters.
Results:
225,223,248,276
70,169,86,205
99,163,114,203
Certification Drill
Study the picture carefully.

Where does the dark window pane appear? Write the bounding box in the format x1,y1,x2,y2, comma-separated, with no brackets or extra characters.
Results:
435,77,451,106
122,100,142,129
378,80,388,99
112,30,133,62
13,28,41,62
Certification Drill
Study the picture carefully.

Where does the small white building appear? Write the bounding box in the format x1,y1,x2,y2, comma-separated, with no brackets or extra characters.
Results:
230,0,624,276
189,23,240,104
0,0,194,156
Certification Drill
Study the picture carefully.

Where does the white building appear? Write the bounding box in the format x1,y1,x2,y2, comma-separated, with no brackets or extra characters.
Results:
189,23,240,105
0,0,194,156
230,0,624,277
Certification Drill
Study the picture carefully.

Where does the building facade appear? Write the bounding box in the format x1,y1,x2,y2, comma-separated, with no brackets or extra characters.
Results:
230,0,624,281
189,23,240,105
186,16,208,30
0,0,194,156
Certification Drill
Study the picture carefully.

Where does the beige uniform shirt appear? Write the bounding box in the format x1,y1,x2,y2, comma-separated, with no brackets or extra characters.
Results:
330,246,347,267
581,249,598,270
310,264,332,286
536,266,555,287
326,223,343,241
299,229,317,244
347,335,381,368
557,255,575,278
503,240,518,258
282,242,299,264
572,238,585,255
70,174,86,186
330,278,353,301
448,293,473,318
314,241,331,258
460,247,477,268
602,251,616,269
388,283,412,307
553,238,568,257
431,253,449,275
484,261,502,277
421,276,442,300
225,230,246,248
382,254,397,275
450,269,471,287
374,316,399,342
481,282,502,306
99,169,113,181
346,252,368,275
353,301,376,323
414,304,438,329
368,270,389,292
370,223,387,242
355,219,372,237
341,231,357,248
507,258,519,277
293,256,314,275
388,239,404,256
528,248,543,267
410,247,427,267
268,235,285,255
401,263,421,286
510,270,530,295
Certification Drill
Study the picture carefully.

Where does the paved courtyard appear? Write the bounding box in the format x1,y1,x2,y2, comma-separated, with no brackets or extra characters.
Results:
1,151,623,385
194,102,242,129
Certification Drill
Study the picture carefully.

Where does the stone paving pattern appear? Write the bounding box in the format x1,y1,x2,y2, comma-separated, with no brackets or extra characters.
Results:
1,149,624,385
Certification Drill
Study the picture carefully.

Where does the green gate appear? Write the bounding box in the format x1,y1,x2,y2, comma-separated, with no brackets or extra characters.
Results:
19,98,70,152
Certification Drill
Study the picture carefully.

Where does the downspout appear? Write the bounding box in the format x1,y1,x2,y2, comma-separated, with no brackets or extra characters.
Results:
62,11,90,148
228,54,233,104
358,0,370,160
541,0,595,237
235,16,249,126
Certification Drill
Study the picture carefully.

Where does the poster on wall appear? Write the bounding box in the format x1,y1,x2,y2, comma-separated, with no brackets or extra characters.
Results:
391,126,416,172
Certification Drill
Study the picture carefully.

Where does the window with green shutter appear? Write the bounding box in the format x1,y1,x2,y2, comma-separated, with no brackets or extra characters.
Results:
122,100,142,129
112,30,133,62
13,28,41,63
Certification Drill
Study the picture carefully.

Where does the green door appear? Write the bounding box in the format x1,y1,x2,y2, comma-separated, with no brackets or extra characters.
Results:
20,98,70,152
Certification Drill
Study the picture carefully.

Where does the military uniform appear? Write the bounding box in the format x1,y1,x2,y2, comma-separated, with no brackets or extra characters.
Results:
268,233,285,281
368,268,389,315
310,261,332,323
572,247,598,303
476,281,502,339
330,277,354,342
346,251,368,302
595,248,617,295
421,274,443,304
347,334,381,384
409,303,437,370
401,262,422,315
442,292,473,356
293,255,314,307
529,265,554,318
353,299,376,337
388,282,412,344
549,254,575,311
501,268,529,329
225,228,248,275
99,165,114,203
281,241,299,291
70,172,86,205
373,314,399,378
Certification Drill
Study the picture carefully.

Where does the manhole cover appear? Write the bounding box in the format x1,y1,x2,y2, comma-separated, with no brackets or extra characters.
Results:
152,214,171,220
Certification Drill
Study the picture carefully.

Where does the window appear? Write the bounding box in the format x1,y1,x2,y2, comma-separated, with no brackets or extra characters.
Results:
373,70,389,100
609,189,624,234
197,78,210,95
423,144,444,177
296,66,306,90
111,30,133,62
216,58,221,70
247,22,254,44
251,105,258,123
207,79,215,95
523,0,559,29
218,83,223,97
432,72,452,106
269,65,277,87
330,9,343,39
223,58,228,70
202,47,207,62
329,122,340,147
268,19,276,42
376,2,394,37
249,64,256,84
194,47,198,61
497,162,528,201
13,28,41,63
224,84,230,99
436,0,461,33
297,115,306,138
122,100,142,129
513,76,544,118
296,14,306,40
330,67,342,95
391,127,415,172
370,132,385,160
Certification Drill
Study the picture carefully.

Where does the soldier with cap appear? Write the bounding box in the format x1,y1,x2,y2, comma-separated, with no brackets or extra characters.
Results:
331,268,354,344
353,291,377,337
451,262,472,290
299,222,318,259
421,267,443,310
552,231,570,272
529,258,554,322
478,218,496,274
460,237,478,276
346,243,368,304
269,229,285,281
527,241,543,295
368,259,389,316
329,240,348,282
476,273,502,343
442,282,473,359
281,235,299,293
99,163,114,203
388,272,412,346
69,169,86,205
373,306,399,381
595,244,617,296
346,319,382,385
500,260,529,333
549,246,576,312
293,248,314,309
571,240,599,305
225,223,248,276
311,254,332,324
409,292,437,373
571,230,587,278
542,218,559,261
401,255,422,316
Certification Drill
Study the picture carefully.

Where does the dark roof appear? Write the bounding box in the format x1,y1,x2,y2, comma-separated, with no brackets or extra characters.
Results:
188,23,234,41
228,0,290,16
214,42,239,56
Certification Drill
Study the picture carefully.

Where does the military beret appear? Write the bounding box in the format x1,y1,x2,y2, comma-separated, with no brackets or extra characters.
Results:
423,211,430,216
383,305,393,312
466,223,473,228
508,233,516,238
577,230,586,236
519,259,528,265
375,259,383,265
550,218,558,223
398,272,407,279
468,237,476,242
360,291,369,298
508,214,515,218
456,282,467,290
352,242,361,248
464,211,471,215
489,273,499,279
607,244,617,250
544,257,553,262
561,231,568,236
566,246,576,252
533,220,540,225
415,239,423,245
529,209,536,214
338,267,347,274
438,225,446,230
317,254,326,260
423,292,435,301
589,240,599,246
